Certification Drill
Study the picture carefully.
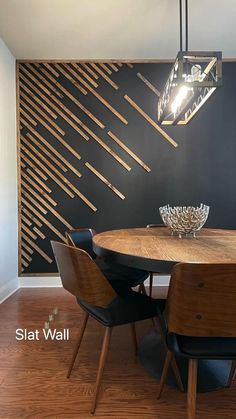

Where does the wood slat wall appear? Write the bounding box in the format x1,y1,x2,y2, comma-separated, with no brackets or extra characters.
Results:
17,61,179,275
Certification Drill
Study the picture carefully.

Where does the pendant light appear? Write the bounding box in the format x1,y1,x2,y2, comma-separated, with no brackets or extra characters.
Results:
158,0,222,125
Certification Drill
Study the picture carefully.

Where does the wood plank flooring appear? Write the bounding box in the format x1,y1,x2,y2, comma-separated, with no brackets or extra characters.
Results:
0,288,236,418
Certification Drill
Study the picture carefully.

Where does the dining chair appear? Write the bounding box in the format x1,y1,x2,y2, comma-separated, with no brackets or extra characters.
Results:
66,228,97,259
156,262,236,419
65,228,149,295
146,224,173,297
51,241,166,414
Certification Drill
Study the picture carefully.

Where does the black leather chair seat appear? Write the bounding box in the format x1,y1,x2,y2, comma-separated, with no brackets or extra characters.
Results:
79,293,166,327
167,333,236,359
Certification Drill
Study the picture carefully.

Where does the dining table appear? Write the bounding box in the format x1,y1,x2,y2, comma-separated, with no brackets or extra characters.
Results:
93,227,236,392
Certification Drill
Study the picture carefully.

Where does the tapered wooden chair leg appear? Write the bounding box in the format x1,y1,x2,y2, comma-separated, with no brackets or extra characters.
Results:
130,322,138,356
139,283,147,295
157,350,173,399
171,357,185,392
187,359,198,419
153,317,184,392
67,311,89,378
149,273,153,296
226,360,236,387
91,327,112,414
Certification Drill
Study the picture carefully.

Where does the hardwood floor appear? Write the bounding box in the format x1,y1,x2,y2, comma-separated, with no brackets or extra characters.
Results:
0,288,236,418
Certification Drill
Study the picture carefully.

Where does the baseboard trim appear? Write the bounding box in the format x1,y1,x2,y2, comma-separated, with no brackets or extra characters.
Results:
19,274,169,288
145,274,170,286
19,277,62,287
0,278,19,304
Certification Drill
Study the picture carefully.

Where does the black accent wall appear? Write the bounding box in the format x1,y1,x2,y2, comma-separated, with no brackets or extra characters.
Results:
18,62,236,274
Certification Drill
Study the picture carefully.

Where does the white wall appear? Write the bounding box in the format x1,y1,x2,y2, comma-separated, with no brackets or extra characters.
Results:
0,38,18,302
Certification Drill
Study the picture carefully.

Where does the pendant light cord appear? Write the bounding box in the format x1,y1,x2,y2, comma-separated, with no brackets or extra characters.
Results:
179,0,183,51
179,0,188,52
185,0,188,52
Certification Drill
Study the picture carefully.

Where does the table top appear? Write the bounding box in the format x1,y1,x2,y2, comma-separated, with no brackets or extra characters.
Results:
93,227,236,271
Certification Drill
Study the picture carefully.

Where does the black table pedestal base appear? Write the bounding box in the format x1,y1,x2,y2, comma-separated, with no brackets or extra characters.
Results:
138,331,232,392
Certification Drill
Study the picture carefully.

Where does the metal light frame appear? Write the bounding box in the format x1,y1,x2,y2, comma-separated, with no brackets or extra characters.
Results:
158,1,222,126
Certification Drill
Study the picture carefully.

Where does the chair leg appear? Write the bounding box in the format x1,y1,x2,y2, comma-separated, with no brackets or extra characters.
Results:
130,322,138,356
91,327,112,415
67,311,89,378
171,357,185,392
139,283,147,295
153,317,184,392
149,273,153,296
157,350,173,399
187,359,198,419
226,360,236,387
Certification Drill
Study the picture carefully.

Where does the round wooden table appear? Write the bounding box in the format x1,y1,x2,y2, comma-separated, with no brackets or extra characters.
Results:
93,227,236,392
93,227,236,270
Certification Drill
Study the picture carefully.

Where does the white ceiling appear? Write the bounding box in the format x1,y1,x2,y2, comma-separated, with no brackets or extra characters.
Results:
0,0,236,60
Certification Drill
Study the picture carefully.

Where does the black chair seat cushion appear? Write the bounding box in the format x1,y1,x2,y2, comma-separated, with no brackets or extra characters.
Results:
78,293,166,327
167,333,236,360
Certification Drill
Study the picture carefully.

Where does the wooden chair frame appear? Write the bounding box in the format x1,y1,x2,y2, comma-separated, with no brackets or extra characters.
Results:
157,262,236,419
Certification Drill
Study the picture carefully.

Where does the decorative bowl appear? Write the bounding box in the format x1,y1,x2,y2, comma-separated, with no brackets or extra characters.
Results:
159,204,210,238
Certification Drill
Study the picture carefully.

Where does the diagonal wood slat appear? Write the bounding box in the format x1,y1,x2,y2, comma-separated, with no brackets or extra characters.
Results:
56,64,128,124
137,72,161,96
20,82,58,119
81,63,99,79
25,167,52,193
21,71,130,171
25,63,64,98
36,64,105,129
22,181,73,230
22,207,43,228
124,95,178,148
21,173,57,207
85,162,125,200
20,91,65,136
33,226,46,240
25,132,67,174
21,214,32,227
21,136,97,212
22,259,29,268
21,188,48,215
43,63,59,77
22,197,68,243
22,249,32,262
25,128,82,178
71,63,98,87
108,63,119,72
22,223,38,241
19,71,89,144
107,130,151,172
22,240,34,255
90,63,119,90
54,64,88,95
21,136,75,197
25,128,82,179
20,106,37,126
22,232,53,264
20,146,75,199
21,151,48,182
100,63,112,74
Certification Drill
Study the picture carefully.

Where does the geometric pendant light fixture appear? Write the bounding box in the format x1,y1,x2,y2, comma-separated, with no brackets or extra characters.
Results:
158,0,222,125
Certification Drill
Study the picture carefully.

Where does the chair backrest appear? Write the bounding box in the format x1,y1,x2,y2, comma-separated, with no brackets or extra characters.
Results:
165,263,236,337
65,228,97,259
51,241,117,308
